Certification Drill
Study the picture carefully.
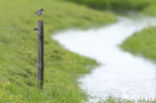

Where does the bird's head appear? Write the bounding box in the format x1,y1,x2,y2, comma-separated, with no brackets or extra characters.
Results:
40,8,44,11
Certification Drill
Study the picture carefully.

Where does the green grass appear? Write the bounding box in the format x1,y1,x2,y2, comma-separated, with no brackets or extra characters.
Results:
99,97,133,103
2,0,156,102
142,4,156,17
0,0,117,103
121,27,156,62
121,4,156,62
66,0,156,11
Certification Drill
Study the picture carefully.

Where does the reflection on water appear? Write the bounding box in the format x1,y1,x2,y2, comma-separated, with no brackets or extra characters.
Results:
52,14,156,102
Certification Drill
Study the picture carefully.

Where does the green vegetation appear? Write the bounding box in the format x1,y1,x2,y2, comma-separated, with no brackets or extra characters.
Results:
121,4,156,62
121,27,156,62
0,0,117,103
2,0,156,102
142,4,156,17
99,97,133,103
67,0,156,11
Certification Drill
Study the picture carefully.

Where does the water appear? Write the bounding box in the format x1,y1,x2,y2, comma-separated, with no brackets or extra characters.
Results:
52,14,156,102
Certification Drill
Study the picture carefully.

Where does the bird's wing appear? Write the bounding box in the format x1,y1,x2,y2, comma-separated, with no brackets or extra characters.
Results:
34,10,38,15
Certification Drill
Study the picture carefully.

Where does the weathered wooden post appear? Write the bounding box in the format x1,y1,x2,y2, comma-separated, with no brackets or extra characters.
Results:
34,8,44,88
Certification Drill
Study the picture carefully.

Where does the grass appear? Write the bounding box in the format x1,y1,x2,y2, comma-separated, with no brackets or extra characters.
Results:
2,0,156,102
99,97,133,103
121,27,156,62
0,0,117,103
142,4,156,17
66,0,156,11
121,4,156,62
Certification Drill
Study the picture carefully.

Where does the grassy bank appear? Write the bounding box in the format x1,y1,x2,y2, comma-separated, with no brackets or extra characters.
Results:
99,97,133,103
66,0,156,11
121,27,156,62
142,4,156,17
0,0,117,103
121,4,156,62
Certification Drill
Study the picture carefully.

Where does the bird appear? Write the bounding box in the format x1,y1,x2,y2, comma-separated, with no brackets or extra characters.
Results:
35,8,44,21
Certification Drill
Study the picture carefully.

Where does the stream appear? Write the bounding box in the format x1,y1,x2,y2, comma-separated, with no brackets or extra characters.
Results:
52,13,156,102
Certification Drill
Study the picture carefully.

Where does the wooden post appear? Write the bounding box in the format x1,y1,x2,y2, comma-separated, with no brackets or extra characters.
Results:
35,20,44,88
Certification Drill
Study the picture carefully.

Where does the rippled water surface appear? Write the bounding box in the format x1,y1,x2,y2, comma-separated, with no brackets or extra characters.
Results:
52,14,156,102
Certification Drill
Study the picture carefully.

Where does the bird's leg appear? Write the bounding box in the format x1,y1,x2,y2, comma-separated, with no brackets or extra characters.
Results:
38,16,41,21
